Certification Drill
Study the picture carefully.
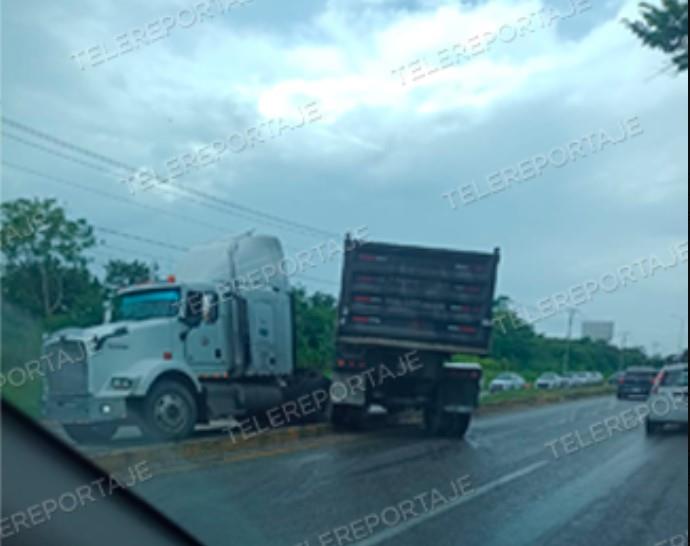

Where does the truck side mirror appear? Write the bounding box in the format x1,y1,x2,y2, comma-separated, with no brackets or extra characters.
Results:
181,291,203,328
103,301,113,324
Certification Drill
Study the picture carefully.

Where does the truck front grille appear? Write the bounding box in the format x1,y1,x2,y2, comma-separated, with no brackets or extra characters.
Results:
44,341,88,395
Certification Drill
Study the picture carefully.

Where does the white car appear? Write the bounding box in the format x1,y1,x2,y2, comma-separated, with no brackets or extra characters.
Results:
646,363,689,435
536,373,564,390
564,372,587,388
489,373,526,393
588,372,605,385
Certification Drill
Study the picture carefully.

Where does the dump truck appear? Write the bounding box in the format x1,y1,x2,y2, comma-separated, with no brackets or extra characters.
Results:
41,234,329,443
331,236,500,437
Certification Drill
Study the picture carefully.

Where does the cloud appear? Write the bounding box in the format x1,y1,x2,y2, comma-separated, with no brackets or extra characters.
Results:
2,0,688,352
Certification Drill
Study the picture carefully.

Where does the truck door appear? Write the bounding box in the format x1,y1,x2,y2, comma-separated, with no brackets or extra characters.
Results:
249,301,278,375
185,291,227,374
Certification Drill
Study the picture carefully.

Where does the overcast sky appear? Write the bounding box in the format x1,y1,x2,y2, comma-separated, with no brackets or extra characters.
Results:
2,0,688,354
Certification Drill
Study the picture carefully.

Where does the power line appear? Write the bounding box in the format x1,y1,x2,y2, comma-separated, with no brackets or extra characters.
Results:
2,116,340,240
99,242,175,266
294,273,340,287
3,132,118,176
94,226,189,253
2,161,233,234
2,117,131,172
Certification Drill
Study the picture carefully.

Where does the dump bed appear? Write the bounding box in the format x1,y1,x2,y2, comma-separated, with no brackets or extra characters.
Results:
337,238,500,355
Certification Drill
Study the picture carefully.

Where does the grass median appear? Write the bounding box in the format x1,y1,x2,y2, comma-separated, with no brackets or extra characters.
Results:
479,385,615,413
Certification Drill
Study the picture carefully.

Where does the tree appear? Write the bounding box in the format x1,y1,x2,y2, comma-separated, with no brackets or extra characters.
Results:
293,288,338,372
625,0,689,72
491,296,538,366
1,198,101,326
105,259,154,291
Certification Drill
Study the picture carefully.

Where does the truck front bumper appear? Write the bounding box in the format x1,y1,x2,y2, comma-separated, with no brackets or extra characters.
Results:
44,396,128,425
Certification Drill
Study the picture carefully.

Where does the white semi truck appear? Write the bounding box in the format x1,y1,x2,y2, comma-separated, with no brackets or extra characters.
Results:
42,234,328,443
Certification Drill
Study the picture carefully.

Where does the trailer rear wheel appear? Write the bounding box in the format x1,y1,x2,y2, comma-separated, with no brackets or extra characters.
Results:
449,414,472,439
141,380,198,441
424,399,452,437
331,405,365,431
63,424,118,445
646,419,662,436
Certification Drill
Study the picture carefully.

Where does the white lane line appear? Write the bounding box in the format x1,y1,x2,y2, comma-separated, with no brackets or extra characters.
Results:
356,460,550,546
465,436,481,450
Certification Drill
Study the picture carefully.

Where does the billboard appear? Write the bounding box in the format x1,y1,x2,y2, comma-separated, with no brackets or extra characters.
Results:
581,321,615,343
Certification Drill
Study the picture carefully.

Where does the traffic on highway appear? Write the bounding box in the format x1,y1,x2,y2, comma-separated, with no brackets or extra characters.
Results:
1,1,688,546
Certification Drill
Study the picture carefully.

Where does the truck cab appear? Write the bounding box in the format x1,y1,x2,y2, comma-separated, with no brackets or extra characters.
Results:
42,234,299,444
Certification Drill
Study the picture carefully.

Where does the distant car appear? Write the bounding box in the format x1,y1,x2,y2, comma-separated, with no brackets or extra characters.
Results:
590,372,605,385
646,363,689,435
577,372,595,386
536,373,564,390
608,371,625,386
618,367,658,400
489,373,526,393
563,372,585,388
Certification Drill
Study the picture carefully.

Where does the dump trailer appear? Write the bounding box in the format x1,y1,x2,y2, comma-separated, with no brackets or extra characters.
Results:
41,234,328,444
331,236,500,437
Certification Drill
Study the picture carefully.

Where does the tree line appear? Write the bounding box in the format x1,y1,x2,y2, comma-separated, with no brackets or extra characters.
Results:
1,198,683,406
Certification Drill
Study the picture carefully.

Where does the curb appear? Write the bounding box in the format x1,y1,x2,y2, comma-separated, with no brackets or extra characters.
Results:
93,422,332,474
92,389,615,474
477,388,615,416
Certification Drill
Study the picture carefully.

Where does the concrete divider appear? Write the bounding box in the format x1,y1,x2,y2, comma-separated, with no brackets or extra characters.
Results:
93,423,332,475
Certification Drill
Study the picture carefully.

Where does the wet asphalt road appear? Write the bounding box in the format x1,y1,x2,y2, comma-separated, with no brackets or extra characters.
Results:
133,396,688,546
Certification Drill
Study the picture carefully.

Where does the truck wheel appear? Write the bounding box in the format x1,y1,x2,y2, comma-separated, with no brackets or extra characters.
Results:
63,424,118,445
449,414,472,439
331,405,365,431
424,400,451,437
141,380,198,441
646,419,661,436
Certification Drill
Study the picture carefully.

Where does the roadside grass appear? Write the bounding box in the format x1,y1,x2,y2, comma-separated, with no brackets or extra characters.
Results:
481,385,615,411
1,302,44,419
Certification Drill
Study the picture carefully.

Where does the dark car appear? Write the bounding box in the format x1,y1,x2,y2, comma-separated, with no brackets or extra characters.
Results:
617,367,658,400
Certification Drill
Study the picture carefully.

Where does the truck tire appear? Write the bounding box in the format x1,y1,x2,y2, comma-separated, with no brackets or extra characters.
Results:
63,424,118,445
331,405,365,431
284,372,332,424
449,414,472,439
424,398,452,437
646,419,661,436
141,380,198,442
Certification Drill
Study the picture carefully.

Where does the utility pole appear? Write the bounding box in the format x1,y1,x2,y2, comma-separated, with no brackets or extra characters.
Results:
671,314,687,357
651,341,661,358
618,331,630,372
562,308,577,376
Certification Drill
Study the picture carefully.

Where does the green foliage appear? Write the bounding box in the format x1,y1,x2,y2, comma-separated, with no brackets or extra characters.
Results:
488,297,658,380
626,0,689,72
293,287,337,372
1,198,101,325
104,259,154,293
1,301,45,418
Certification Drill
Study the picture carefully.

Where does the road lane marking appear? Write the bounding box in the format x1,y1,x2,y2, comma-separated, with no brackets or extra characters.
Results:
355,460,550,546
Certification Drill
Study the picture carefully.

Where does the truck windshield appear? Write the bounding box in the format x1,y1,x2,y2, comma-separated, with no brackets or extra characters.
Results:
111,289,181,322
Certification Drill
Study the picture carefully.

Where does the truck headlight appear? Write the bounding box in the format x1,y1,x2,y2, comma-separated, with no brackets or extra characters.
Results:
111,377,134,390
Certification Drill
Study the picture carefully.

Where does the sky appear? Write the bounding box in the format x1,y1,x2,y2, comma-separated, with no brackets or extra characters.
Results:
2,0,688,355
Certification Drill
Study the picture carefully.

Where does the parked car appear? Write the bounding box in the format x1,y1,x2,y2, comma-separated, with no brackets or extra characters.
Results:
618,366,658,400
536,373,564,390
489,373,526,393
563,372,583,388
646,363,689,435
589,371,605,385
577,372,595,386
608,371,625,386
